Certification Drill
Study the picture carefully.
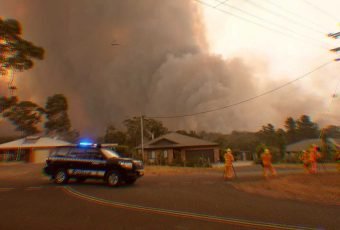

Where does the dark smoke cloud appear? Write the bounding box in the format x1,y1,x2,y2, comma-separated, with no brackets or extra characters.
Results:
0,0,337,137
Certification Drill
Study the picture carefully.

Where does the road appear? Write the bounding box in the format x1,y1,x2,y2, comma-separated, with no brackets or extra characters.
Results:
0,163,338,230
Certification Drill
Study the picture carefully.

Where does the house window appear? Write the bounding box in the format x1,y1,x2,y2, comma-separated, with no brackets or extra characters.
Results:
149,151,156,159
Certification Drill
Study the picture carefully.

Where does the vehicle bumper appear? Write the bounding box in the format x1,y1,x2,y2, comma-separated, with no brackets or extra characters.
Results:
43,166,53,176
125,169,144,178
136,169,144,177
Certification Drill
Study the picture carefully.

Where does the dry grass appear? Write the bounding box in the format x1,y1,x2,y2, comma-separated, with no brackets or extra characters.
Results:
233,173,340,205
274,163,336,169
144,165,220,175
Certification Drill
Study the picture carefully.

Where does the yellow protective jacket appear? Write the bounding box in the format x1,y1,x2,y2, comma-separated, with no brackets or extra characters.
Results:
261,153,272,167
224,152,234,166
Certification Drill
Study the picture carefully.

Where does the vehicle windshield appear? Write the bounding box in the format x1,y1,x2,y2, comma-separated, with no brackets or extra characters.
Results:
101,148,125,159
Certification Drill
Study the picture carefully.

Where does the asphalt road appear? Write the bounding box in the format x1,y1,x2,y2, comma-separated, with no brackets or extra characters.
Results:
0,163,338,230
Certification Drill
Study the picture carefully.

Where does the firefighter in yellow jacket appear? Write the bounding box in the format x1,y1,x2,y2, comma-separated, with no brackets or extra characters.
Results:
224,148,235,180
300,150,310,173
309,145,321,174
261,149,277,178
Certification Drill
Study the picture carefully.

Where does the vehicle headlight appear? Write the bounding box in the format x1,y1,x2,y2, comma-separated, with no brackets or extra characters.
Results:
119,161,133,169
133,160,143,168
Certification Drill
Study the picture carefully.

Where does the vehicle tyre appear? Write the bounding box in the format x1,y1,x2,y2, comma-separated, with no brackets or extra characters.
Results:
125,178,136,185
106,171,121,187
54,169,69,184
76,178,86,183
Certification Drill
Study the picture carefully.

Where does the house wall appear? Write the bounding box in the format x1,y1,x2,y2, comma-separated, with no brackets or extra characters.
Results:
144,149,172,165
0,149,30,162
32,148,51,163
143,146,219,164
183,147,219,163
185,149,214,162
168,149,174,164
214,148,220,163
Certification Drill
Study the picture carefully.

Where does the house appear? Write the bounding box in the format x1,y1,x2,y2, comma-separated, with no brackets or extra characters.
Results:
286,138,323,153
137,132,220,165
0,136,72,163
285,138,340,161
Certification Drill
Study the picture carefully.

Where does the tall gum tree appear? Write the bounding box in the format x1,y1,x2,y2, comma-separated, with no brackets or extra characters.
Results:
0,17,44,75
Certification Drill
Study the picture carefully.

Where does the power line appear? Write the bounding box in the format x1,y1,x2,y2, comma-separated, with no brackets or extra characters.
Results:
265,0,332,33
147,60,333,119
196,0,329,50
213,0,229,8
302,0,340,23
217,0,328,46
243,0,326,35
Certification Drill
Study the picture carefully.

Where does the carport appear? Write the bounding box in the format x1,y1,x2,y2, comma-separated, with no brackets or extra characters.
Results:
0,136,72,163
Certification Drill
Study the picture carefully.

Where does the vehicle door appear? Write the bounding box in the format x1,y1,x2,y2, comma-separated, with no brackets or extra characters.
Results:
85,149,107,178
67,148,92,177
47,147,71,174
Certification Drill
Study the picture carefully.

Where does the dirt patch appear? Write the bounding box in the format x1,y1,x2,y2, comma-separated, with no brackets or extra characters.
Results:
144,166,219,175
233,173,340,206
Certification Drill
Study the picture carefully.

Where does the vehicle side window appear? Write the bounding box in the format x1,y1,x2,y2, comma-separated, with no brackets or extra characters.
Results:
51,147,71,157
68,148,86,159
86,149,105,160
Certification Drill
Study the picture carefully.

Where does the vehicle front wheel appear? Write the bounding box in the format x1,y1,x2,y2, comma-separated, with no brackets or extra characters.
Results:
106,171,121,187
54,169,69,184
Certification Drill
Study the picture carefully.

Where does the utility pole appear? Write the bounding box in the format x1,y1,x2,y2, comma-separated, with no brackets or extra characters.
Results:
140,115,144,162
328,32,340,61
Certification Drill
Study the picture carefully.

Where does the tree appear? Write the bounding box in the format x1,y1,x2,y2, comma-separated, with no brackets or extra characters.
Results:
123,117,168,147
323,125,340,139
284,117,297,144
296,115,319,140
44,94,71,136
104,125,127,144
257,124,286,161
62,129,80,143
276,128,286,160
225,131,260,152
44,94,79,142
145,118,168,139
2,100,44,136
0,18,44,75
0,96,18,112
257,123,276,146
124,117,142,147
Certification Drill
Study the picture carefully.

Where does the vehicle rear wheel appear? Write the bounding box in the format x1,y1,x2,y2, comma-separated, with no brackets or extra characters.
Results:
106,171,120,187
54,169,69,184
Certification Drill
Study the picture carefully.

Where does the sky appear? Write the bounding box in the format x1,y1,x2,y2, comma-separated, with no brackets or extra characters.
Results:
199,0,340,126
0,0,339,137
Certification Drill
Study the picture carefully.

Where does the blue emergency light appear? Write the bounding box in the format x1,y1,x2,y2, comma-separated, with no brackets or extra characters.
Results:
78,137,95,147
79,142,93,146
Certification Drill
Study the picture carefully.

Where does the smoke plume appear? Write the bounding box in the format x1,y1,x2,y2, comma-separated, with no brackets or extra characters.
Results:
0,0,338,137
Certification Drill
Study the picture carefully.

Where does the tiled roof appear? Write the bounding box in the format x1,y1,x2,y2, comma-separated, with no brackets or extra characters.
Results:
0,136,72,149
286,138,339,152
138,132,217,149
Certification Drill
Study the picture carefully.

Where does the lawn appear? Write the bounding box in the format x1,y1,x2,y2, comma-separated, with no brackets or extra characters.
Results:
233,172,340,205
144,164,340,205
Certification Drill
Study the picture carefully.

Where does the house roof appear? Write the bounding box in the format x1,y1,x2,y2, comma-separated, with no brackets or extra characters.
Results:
286,138,339,152
138,132,218,149
0,136,72,149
